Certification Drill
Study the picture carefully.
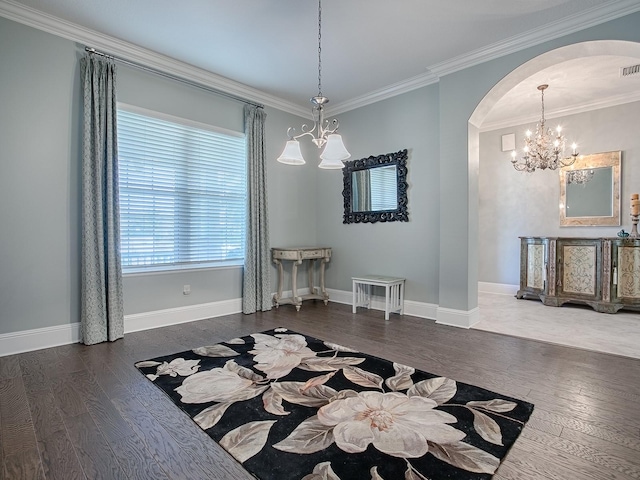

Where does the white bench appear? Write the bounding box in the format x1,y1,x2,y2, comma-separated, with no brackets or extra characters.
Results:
352,275,405,320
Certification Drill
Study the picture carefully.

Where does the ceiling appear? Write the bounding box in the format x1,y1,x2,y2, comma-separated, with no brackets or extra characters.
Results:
3,0,640,124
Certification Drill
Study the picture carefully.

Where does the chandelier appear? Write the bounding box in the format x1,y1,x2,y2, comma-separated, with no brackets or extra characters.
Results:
567,169,594,185
510,84,578,172
276,0,350,169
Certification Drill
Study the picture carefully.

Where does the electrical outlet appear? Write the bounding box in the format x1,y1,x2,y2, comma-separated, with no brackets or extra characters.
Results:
183,284,191,295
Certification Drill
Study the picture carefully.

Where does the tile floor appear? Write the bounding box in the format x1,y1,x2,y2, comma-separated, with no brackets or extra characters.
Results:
474,292,640,359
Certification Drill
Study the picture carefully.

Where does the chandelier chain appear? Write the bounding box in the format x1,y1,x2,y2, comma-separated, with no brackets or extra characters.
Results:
276,0,350,167
317,0,322,96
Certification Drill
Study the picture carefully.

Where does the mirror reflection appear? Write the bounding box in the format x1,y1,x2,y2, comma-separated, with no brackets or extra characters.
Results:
559,151,621,226
342,149,409,224
565,167,612,218
351,165,398,212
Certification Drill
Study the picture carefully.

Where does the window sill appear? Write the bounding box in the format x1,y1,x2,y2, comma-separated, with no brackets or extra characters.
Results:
122,261,243,277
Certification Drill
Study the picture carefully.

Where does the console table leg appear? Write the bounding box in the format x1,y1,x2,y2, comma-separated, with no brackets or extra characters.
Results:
308,259,316,295
320,258,329,305
273,258,283,307
292,258,302,307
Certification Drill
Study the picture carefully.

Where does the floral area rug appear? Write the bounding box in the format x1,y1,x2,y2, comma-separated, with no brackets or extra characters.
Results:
135,328,533,480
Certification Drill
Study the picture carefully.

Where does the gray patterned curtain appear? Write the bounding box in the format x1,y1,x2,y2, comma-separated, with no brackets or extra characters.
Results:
243,105,272,314
80,53,124,345
354,169,371,212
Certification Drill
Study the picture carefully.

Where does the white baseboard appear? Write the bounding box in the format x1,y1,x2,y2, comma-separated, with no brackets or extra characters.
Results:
478,282,519,296
0,322,81,357
124,298,242,333
404,300,438,320
436,306,481,329
326,288,437,320
2,284,492,357
0,298,243,357
325,288,353,305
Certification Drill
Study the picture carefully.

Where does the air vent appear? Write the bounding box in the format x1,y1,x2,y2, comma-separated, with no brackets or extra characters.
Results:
621,64,640,77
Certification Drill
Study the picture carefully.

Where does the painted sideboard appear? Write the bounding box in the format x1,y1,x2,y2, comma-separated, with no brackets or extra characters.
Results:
517,237,640,313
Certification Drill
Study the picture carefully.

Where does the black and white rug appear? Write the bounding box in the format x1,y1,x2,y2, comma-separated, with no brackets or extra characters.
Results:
135,328,533,479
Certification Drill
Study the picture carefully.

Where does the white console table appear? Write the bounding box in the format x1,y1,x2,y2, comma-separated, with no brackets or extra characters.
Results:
272,247,331,311
352,275,405,320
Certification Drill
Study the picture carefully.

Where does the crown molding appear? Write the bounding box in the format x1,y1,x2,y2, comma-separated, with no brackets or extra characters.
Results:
329,0,640,113
326,71,439,116
429,0,640,79
480,92,640,132
0,0,309,118
2,0,640,117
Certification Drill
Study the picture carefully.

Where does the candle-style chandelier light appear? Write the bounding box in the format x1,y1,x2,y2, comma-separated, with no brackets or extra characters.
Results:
276,0,350,169
511,84,578,173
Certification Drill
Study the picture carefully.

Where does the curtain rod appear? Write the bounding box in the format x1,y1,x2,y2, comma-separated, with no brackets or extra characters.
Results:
84,47,263,109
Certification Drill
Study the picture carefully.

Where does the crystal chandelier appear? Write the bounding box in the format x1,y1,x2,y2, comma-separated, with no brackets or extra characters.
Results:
566,169,594,185
276,0,350,169
510,84,578,172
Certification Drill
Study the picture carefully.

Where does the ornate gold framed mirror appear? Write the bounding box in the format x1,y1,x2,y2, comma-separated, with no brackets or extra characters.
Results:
559,151,621,226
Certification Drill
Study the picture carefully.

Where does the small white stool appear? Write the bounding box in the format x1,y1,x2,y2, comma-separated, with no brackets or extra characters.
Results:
352,275,405,321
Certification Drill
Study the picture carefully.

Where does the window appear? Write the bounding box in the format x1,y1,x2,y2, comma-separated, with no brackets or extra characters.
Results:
370,165,398,211
117,105,246,272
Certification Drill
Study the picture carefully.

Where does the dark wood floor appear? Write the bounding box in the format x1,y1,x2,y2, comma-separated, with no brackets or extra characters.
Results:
1,302,639,479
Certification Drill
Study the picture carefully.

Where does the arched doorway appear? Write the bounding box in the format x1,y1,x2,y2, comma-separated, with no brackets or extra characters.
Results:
468,39,640,332
470,40,640,129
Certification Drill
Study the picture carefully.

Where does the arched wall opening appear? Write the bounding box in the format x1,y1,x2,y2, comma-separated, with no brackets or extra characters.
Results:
468,39,640,299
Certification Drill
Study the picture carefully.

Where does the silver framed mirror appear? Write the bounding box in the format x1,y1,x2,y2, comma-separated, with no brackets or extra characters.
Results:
559,151,621,226
342,149,409,224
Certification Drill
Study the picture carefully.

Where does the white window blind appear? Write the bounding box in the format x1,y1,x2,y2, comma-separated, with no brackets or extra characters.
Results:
370,165,398,211
117,106,246,272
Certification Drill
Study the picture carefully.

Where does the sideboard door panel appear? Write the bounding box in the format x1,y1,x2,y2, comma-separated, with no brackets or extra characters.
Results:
517,237,548,301
561,244,597,296
555,239,602,303
613,240,640,304
618,247,640,298
526,244,545,289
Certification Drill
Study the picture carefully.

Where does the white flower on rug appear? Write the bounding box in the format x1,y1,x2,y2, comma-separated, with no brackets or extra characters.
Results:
155,358,201,377
175,366,268,404
302,461,341,480
317,391,465,458
249,333,316,379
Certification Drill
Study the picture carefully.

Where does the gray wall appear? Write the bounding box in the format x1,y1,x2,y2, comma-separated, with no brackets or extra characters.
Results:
436,11,640,312
479,101,640,286
116,67,316,314
0,16,311,332
315,86,441,304
314,12,640,312
2,10,640,335
0,17,81,334
116,66,245,314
